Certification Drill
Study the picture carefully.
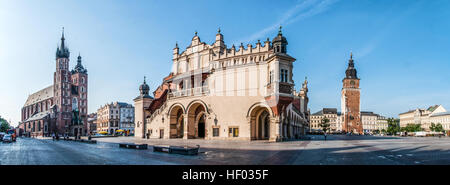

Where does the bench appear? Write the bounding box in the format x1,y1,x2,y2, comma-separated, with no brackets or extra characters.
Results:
79,139,97,144
119,143,148,150
153,145,200,155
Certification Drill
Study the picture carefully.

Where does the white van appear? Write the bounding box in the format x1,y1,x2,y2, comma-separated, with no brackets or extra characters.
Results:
415,132,426,137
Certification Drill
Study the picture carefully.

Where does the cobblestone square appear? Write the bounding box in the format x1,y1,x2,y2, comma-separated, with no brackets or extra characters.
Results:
1,135,450,165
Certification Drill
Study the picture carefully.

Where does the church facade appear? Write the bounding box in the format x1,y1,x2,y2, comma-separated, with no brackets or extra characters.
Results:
134,28,310,141
19,30,88,137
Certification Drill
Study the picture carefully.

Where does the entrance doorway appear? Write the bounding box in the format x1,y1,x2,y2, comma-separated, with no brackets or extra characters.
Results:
169,106,185,138
160,129,164,139
187,102,207,139
198,117,205,138
250,106,271,140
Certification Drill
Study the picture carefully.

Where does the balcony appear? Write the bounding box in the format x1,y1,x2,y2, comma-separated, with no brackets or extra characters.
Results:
266,83,293,95
279,83,293,94
169,86,210,98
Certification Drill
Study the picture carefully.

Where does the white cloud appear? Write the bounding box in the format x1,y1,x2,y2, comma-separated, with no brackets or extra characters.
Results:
234,0,340,44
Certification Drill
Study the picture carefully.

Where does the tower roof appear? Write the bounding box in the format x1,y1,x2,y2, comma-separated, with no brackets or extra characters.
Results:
272,26,287,44
71,53,87,74
345,52,358,79
139,76,152,98
56,27,70,59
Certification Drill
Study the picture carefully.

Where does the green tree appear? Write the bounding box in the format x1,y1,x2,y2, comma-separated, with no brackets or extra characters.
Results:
386,118,400,135
0,116,10,132
435,123,444,133
403,124,423,132
319,117,330,134
429,123,437,132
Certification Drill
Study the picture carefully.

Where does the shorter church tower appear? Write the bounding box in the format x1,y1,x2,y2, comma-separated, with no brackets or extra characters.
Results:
341,52,362,134
71,53,88,136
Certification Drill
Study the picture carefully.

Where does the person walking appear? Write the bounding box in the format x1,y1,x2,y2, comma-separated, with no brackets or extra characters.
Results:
52,133,55,141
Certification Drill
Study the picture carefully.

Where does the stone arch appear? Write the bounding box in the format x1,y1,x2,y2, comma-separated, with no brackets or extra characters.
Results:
248,104,273,140
186,101,208,139
247,102,274,118
168,104,185,138
167,103,186,115
186,100,210,114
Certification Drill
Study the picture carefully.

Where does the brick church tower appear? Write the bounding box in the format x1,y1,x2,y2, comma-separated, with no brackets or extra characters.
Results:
54,28,72,134
53,28,88,136
341,52,362,134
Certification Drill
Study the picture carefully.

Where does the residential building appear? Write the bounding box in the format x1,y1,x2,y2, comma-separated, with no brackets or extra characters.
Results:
310,108,338,132
96,102,134,134
361,111,378,133
399,105,450,131
119,103,135,134
87,113,97,134
376,115,388,131
311,109,387,134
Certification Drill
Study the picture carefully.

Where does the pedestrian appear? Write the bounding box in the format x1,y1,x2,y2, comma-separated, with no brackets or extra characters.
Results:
52,133,55,141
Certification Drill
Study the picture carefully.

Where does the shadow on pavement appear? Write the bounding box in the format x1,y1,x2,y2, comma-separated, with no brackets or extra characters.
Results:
199,144,450,165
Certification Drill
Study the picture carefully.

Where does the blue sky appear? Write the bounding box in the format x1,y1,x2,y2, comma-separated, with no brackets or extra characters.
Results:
1,0,450,126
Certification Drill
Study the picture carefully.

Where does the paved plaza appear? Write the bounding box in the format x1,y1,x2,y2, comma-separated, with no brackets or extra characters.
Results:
1,135,450,165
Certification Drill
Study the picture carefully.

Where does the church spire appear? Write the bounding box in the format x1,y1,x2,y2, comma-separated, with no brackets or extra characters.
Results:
60,27,66,52
56,27,70,59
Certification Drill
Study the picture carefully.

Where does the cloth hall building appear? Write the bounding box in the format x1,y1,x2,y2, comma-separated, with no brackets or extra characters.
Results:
19,30,88,137
134,28,310,142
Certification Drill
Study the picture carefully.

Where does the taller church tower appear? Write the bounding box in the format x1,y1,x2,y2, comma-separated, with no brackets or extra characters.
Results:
341,53,362,134
54,28,72,134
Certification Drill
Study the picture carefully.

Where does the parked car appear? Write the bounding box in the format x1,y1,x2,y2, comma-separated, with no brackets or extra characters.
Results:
0,132,5,141
3,134,12,143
